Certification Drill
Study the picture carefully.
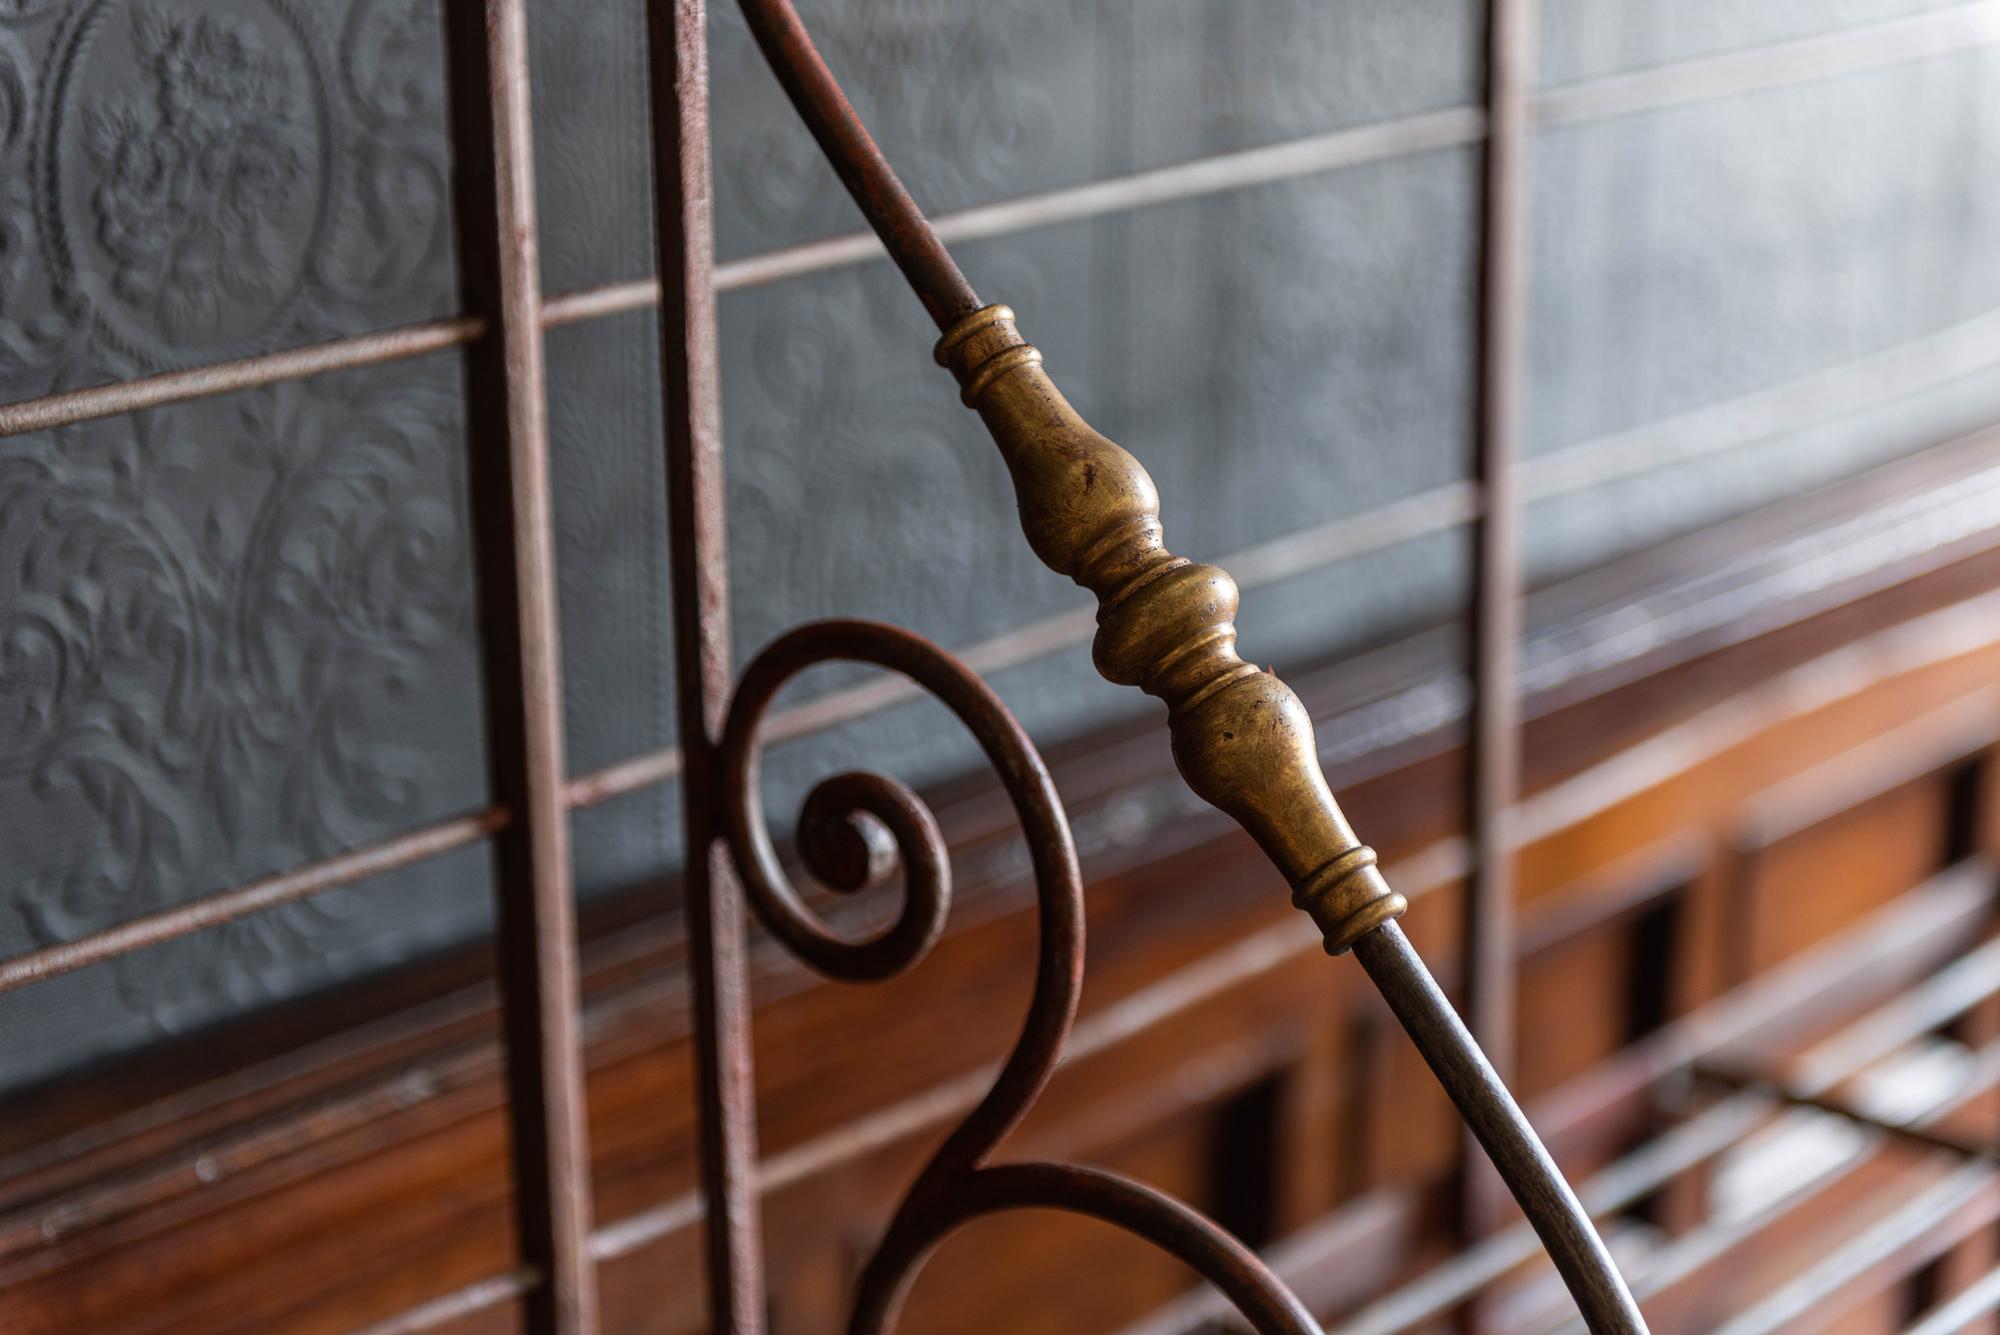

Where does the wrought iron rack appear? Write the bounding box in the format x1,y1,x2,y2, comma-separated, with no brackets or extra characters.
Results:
49,0,2000,1329
688,1,1645,1331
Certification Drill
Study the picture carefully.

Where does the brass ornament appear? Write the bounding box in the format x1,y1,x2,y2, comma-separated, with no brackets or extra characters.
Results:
936,304,1407,954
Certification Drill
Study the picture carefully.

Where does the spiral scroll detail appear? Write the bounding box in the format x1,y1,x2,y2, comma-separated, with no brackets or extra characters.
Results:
718,619,1319,1333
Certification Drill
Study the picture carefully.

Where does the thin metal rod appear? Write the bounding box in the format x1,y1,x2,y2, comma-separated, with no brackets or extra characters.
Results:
645,1,768,1330
731,3,1626,1324
0,808,508,993
1574,1042,2000,1335
733,0,980,328
1461,0,1535,1244
440,0,598,1329
0,317,485,439
1353,921,1646,1333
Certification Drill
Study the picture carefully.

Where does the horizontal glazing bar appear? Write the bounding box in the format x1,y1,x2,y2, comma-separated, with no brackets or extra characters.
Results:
711,107,1485,292
1904,1257,2000,1335
0,809,509,994
0,318,484,439
565,483,1483,811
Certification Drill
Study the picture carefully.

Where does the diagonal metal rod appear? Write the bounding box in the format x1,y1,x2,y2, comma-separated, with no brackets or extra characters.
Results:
733,1,1645,1330
1354,923,1644,1332
736,0,979,330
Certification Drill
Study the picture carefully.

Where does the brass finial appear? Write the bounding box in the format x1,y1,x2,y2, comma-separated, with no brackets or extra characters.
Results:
935,304,1405,953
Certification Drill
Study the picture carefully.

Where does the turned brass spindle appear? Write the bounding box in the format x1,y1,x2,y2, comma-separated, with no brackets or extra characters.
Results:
933,305,1403,955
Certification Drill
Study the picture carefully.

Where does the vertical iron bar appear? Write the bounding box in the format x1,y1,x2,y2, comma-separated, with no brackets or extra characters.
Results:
440,1,600,1330
644,1,769,1330
1463,0,1536,1243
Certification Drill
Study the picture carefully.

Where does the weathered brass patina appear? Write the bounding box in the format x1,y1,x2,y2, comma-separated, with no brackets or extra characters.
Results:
936,304,1407,954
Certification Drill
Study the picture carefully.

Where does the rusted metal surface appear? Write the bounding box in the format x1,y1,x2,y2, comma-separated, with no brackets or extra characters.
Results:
644,1,768,1329
581,839,1462,1276
439,0,598,1329
719,618,1320,1332
893,1163,1321,1334
735,0,981,329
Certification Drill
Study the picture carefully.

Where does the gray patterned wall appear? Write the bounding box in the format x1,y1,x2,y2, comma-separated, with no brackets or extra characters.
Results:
1,0,1997,1090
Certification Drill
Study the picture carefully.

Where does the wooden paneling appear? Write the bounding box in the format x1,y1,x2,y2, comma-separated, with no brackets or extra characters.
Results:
1737,775,1951,978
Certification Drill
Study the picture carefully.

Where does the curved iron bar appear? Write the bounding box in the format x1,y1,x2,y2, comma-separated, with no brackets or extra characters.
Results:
857,1164,1320,1335
719,619,1320,1333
